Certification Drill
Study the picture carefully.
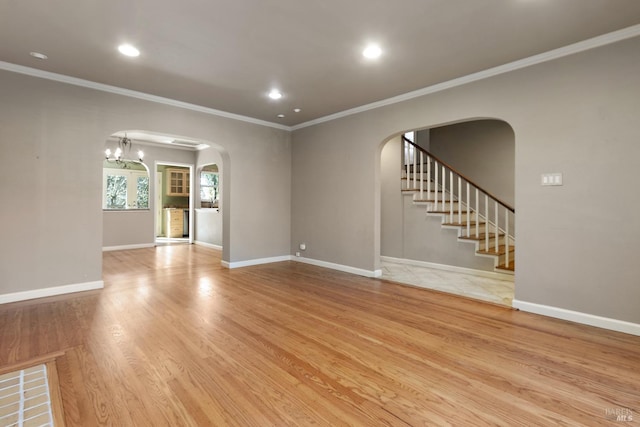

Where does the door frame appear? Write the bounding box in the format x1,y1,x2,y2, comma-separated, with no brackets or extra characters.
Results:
154,161,195,244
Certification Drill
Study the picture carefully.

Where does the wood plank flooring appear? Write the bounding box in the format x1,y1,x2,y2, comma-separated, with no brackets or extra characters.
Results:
0,245,638,426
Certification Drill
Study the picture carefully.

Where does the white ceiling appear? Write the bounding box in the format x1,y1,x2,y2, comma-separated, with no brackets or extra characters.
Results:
2,0,640,127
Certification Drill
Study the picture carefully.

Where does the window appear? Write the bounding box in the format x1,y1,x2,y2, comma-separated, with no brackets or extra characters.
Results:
103,161,150,210
200,164,219,208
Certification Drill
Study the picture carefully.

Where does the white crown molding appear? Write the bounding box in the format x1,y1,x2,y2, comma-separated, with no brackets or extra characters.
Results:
291,23,640,131
513,299,640,337
0,281,104,305
2,24,639,133
0,61,290,132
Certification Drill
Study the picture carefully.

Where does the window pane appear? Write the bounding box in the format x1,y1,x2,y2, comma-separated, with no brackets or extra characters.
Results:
201,187,214,202
200,172,219,204
136,176,149,208
106,175,127,209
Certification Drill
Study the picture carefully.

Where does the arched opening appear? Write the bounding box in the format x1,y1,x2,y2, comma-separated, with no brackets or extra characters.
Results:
101,130,228,258
194,163,223,250
378,118,515,305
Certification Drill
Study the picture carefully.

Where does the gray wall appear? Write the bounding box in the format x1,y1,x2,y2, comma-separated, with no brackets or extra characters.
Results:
194,210,223,247
428,120,515,207
292,36,640,324
380,137,495,271
0,69,291,295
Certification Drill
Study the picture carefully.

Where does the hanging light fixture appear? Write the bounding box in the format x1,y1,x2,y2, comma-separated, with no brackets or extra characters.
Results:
105,134,144,164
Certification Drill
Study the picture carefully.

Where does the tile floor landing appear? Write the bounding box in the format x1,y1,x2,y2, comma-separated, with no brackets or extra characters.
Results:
380,260,514,306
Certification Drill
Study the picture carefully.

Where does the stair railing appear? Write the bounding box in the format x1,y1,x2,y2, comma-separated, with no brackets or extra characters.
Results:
402,135,515,269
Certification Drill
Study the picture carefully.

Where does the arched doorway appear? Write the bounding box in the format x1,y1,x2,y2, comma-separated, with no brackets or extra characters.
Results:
378,119,515,305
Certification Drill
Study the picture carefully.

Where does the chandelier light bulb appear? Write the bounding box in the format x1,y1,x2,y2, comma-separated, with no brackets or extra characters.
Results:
138,150,144,160
105,148,111,158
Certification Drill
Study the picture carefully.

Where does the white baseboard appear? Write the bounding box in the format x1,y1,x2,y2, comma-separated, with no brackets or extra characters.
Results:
194,241,223,251
0,281,104,305
295,256,382,278
513,299,640,337
220,254,382,278
380,256,513,281
222,255,293,269
103,243,155,252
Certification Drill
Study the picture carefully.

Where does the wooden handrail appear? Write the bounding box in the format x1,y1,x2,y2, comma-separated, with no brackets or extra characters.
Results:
402,135,515,213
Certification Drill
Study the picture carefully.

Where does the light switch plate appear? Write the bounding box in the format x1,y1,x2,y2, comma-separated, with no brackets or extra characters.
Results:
541,173,563,186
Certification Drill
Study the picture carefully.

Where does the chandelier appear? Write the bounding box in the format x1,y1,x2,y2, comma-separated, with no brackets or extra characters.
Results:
105,134,144,164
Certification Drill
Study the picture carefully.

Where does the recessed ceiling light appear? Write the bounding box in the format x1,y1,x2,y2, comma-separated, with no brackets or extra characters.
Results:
118,44,140,57
293,108,301,113
277,114,285,118
29,51,48,60
268,89,283,100
363,44,382,59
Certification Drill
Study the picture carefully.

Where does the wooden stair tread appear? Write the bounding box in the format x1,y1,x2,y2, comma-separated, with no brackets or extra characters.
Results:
414,199,457,203
402,188,443,192
442,221,485,227
496,261,515,271
459,233,505,241
476,245,515,256
428,210,470,214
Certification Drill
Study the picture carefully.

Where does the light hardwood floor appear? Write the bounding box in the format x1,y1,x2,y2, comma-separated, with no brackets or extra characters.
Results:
0,245,638,426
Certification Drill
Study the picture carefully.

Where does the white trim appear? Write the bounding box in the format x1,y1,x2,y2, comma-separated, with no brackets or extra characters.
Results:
381,256,513,281
513,299,640,337
295,257,382,278
102,243,155,252
222,255,293,269
0,61,290,131
0,281,104,305
194,241,223,251
291,24,640,130
2,25,639,133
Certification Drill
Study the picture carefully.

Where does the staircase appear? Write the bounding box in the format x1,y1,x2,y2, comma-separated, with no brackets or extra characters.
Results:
401,136,515,273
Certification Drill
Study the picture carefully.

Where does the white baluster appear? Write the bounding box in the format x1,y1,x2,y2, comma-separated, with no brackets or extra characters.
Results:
434,161,439,210
449,171,454,220
442,165,446,211
475,189,479,238
457,176,462,224
466,183,470,236
419,151,424,199
485,195,489,250
427,157,431,200
505,209,510,268
413,145,417,189
495,201,499,252
405,141,409,189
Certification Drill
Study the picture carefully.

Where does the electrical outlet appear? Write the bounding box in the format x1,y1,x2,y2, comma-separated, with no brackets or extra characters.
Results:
299,243,306,250
295,251,301,257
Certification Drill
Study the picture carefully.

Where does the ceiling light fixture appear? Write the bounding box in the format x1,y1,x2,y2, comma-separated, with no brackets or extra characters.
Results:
277,114,285,118
268,89,283,100
29,51,48,60
118,44,140,57
105,134,144,165
363,44,382,59
294,108,301,113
